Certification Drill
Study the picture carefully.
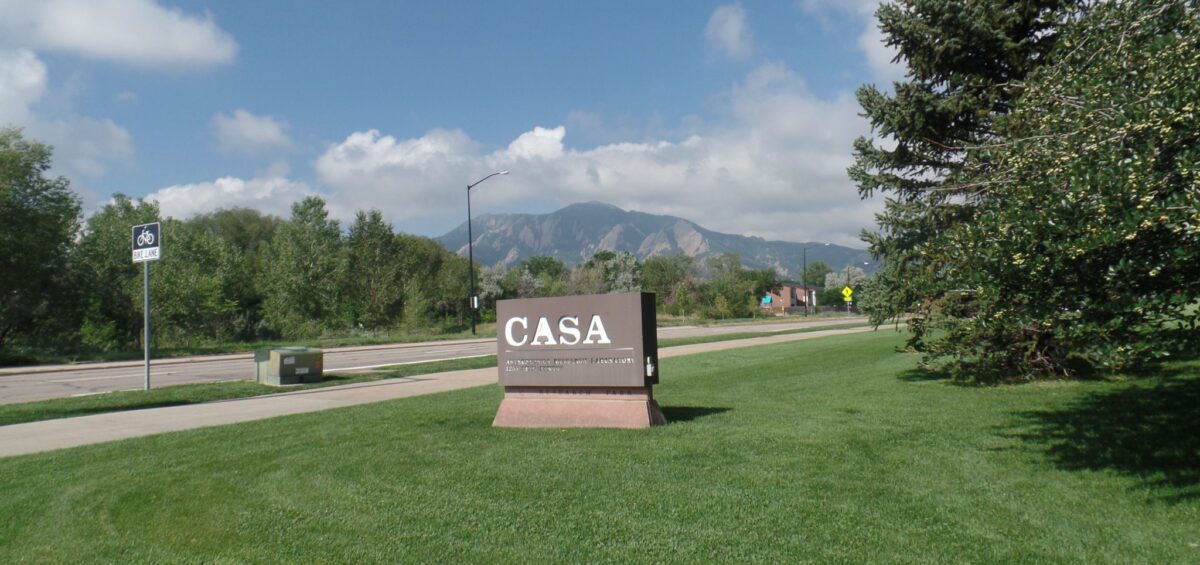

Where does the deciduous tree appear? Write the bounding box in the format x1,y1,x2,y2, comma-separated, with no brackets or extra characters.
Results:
0,129,81,350
260,197,346,338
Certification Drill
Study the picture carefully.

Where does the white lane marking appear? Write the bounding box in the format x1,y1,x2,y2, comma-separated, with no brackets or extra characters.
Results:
329,353,494,373
47,371,175,384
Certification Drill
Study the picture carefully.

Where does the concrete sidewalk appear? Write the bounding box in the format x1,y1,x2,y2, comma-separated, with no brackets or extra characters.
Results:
0,327,872,458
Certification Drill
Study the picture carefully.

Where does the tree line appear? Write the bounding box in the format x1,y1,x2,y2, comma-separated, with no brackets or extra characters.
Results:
2,128,846,360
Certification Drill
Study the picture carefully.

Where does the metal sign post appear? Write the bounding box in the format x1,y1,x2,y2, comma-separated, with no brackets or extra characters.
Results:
132,222,161,390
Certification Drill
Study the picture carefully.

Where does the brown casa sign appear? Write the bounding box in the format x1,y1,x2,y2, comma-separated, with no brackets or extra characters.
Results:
493,292,666,428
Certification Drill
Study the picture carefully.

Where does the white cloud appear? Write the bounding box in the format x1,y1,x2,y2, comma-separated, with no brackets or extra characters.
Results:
0,0,237,67
33,117,133,177
858,19,904,83
506,126,565,160
705,3,753,61
0,49,133,179
145,175,314,220
311,62,877,246
797,0,904,84
211,109,292,155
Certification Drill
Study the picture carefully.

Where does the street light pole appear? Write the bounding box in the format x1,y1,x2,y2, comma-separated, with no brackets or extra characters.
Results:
801,243,828,317
466,170,509,335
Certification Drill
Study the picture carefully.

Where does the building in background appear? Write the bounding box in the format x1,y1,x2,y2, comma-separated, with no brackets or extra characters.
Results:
761,284,813,314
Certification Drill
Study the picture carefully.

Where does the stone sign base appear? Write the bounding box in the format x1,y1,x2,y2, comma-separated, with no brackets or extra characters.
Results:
493,386,667,428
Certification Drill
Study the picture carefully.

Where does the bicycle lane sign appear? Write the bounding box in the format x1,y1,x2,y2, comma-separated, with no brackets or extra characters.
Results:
132,222,161,262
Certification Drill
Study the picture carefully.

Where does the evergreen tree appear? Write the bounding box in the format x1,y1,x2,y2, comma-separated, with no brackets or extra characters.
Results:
855,0,1200,379
851,0,1078,374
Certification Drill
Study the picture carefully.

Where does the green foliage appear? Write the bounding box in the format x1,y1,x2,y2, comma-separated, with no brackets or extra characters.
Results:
185,208,279,340
855,0,1200,380
0,129,81,350
346,210,405,330
817,287,844,310
501,256,569,299
803,260,832,288
148,220,245,346
74,194,160,351
672,279,697,318
187,207,280,269
519,256,568,280
565,263,606,295
699,253,775,319
643,255,694,305
579,250,642,292
260,197,347,338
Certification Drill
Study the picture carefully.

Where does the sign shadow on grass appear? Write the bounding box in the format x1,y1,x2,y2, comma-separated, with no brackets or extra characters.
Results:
661,406,730,423
1013,376,1199,503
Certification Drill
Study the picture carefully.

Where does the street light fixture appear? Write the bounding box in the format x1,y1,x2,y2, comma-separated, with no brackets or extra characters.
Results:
801,243,829,317
466,170,509,335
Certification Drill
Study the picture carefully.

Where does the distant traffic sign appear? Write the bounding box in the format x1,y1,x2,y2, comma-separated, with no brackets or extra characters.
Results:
841,286,853,302
132,222,161,262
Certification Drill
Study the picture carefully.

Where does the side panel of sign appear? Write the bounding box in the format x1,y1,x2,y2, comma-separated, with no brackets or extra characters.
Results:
641,292,658,386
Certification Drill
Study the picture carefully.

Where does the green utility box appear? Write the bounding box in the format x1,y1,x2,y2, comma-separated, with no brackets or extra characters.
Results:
255,347,324,386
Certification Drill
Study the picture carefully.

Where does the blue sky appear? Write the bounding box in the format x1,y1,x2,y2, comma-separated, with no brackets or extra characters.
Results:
0,1,899,246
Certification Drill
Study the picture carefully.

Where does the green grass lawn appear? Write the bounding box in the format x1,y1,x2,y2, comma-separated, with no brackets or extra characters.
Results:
0,331,1196,562
656,321,869,348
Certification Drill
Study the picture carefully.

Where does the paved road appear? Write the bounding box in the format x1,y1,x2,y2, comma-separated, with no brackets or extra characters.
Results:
0,317,866,405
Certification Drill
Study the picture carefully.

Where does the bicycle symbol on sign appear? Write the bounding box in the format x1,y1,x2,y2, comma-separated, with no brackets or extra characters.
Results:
137,227,155,247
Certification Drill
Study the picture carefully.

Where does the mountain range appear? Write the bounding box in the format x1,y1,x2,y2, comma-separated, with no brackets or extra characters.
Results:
436,202,872,279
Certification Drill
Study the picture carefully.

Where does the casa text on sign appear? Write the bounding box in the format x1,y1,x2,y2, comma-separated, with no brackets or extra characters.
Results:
132,222,161,263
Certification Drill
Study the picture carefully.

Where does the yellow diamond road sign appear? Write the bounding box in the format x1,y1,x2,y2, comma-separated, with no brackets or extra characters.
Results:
842,286,853,301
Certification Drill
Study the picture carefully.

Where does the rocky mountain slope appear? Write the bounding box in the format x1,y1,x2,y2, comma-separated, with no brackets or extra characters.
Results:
436,202,872,278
